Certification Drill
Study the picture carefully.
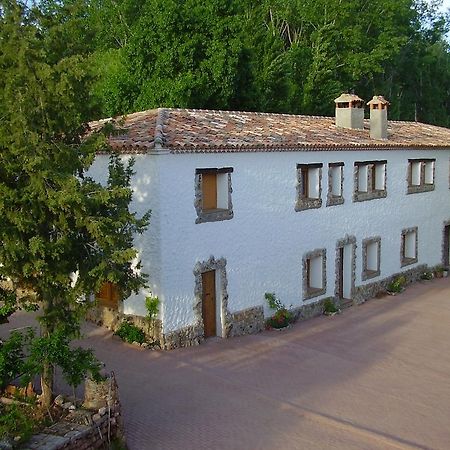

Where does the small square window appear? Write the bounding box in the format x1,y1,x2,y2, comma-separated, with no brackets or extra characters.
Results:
354,161,387,202
362,237,381,280
96,281,120,309
327,162,344,207
303,249,326,299
295,163,323,211
195,168,233,223
401,227,418,267
407,159,435,194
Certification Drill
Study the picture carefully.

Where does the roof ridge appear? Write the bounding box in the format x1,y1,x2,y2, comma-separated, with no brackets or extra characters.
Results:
154,108,170,150
169,107,332,120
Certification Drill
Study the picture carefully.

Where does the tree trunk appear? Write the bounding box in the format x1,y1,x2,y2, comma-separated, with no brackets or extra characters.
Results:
39,296,54,409
40,362,53,409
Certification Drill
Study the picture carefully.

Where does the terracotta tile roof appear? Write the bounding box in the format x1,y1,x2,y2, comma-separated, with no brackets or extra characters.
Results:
89,108,450,153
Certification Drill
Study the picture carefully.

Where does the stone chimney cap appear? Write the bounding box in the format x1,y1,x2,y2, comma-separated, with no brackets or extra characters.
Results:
367,95,390,106
334,93,364,104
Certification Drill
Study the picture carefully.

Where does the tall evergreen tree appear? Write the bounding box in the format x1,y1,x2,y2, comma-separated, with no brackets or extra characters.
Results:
0,0,149,407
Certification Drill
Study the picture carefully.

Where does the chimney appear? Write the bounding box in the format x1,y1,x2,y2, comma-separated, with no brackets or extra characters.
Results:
334,93,364,130
367,95,390,140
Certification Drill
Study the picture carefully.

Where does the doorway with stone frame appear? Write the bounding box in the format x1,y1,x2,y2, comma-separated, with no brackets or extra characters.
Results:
335,236,356,309
193,256,230,339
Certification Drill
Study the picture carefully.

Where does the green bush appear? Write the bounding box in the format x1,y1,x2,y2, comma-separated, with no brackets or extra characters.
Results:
265,292,293,329
387,275,407,293
145,296,159,319
420,270,433,280
323,298,339,314
0,402,40,443
115,321,146,344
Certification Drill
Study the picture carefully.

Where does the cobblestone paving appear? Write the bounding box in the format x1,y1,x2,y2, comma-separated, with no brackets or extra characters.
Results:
4,278,450,450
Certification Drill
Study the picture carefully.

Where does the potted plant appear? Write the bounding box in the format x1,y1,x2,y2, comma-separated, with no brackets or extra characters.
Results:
265,293,293,330
387,275,406,295
434,266,445,278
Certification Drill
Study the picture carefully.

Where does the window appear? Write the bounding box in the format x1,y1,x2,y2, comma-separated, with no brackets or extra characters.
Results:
407,159,435,194
303,249,326,299
401,227,418,266
295,163,323,211
327,162,344,206
195,168,233,223
354,161,387,202
96,282,120,309
362,237,381,280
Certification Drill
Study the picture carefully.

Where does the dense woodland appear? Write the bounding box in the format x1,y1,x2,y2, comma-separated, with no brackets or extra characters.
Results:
2,0,450,126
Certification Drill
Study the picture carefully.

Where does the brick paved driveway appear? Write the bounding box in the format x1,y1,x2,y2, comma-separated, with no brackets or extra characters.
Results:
4,279,450,449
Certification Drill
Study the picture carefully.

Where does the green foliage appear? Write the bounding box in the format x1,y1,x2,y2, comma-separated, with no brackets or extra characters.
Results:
0,0,150,406
0,327,101,392
145,296,159,320
265,292,293,329
323,298,339,314
0,402,40,443
0,329,37,391
83,0,450,126
420,270,433,280
115,321,146,344
29,329,103,388
387,275,407,293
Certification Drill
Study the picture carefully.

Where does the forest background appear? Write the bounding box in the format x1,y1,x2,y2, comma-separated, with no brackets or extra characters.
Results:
13,0,450,126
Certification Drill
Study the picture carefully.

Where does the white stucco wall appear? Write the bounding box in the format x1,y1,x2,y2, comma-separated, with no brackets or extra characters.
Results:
152,149,450,332
89,154,163,318
90,148,450,333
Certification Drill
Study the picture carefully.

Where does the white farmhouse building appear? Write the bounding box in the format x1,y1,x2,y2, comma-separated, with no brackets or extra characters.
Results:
89,95,450,349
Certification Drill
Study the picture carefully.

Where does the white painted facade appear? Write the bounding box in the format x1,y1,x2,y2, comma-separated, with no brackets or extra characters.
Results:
90,147,450,336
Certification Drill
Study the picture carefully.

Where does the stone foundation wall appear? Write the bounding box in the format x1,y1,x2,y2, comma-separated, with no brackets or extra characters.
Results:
353,264,427,304
227,306,264,337
291,297,332,322
86,306,162,345
162,325,204,350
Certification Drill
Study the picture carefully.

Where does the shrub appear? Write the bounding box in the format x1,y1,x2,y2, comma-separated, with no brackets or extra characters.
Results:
0,402,41,444
323,298,339,314
265,292,293,329
420,270,433,280
387,275,407,293
145,296,159,319
115,321,146,344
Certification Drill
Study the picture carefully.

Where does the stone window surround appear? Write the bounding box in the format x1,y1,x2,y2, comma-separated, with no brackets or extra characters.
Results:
406,158,435,194
334,235,357,299
362,236,381,281
194,168,233,224
327,162,344,207
353,160,387,202
400,226,418,267
302,248,327,300
193,256,231,338
295,163,323,211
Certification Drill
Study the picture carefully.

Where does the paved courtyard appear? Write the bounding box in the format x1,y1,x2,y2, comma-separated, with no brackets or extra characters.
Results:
4,278,450,449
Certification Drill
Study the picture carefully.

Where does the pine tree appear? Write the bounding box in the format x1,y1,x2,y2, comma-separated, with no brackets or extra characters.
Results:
0,0,149,407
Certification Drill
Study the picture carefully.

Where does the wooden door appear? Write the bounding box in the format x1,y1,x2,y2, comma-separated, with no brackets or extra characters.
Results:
202,270,216,338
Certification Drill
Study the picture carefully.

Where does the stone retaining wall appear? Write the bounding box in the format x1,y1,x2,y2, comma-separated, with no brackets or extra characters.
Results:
24,374,123,450
86,305,162,346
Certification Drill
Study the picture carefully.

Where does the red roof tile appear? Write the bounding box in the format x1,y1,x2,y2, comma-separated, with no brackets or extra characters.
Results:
89,108,450,153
